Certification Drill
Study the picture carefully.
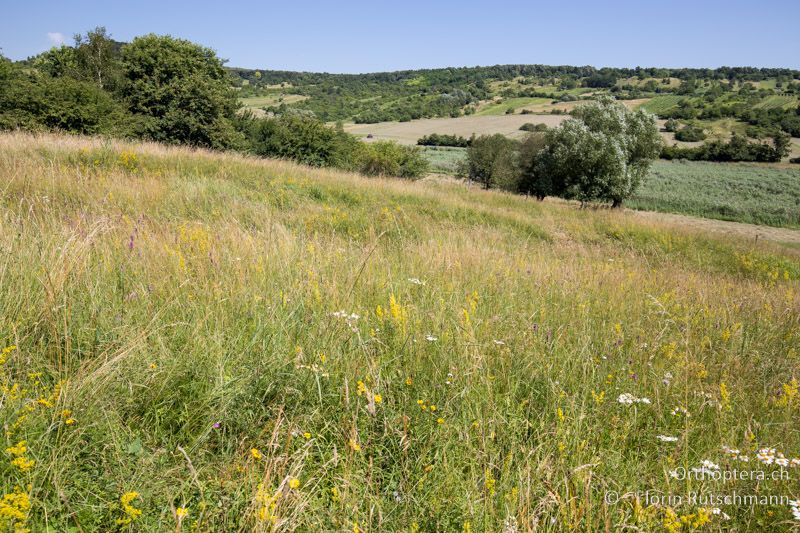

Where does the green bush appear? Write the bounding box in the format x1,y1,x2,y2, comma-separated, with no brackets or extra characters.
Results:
674,126,707,142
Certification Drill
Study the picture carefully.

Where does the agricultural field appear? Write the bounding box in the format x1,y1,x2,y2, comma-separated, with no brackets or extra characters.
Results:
2,132,799,531
343,114,569,144
474,97,552,116
240,94,309,117
641,95,684,115
631,161,800,228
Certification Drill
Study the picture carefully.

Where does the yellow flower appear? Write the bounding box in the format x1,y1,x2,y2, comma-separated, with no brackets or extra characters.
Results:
405,376,413,386
430,405,437,412
373,393,383,404
356,380,367,396
348,439,361,452
303,432,311,439
10,457,34,472
116,491,142,526
251,448,263,460
437,418,444,425
65,418,76,425
176,507,188,519
61,409,72,418
288,478,300,490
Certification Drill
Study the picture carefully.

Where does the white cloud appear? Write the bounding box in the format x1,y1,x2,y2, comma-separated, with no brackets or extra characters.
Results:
47,32,66,46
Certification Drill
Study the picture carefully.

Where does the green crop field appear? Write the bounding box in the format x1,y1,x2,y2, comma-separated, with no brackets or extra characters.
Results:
3,132,800,531
754,95,799,110
641,95,684,115
630,161,800,228
475,97,552,116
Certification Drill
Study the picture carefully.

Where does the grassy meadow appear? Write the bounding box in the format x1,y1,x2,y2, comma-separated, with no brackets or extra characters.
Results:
1,133,800,531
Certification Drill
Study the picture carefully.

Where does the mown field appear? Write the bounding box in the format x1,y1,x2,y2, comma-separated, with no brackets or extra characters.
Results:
1,133,799,531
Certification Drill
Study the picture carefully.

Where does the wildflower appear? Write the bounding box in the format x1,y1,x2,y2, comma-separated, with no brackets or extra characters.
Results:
591,390,605,405
671,406,690,417
373,393,383,404
303,432,311,439
10,457,34,472
348,439,361,452
251,448,263,460
405,376,413,386
149,363,157,369
662,372,673,386
176,507,188,519
437,418,444,425
0,485,30,531
657,435,678,443
493,340,505,346
288,478,301,490
356,380,367,396
65,418,76,425
757,448,777,465
425,335,437,342
116,491,142,526
212,422,221,429
790,500,800,521
484,469,496,496
430,404,437,412
407,278,425,285
617,393,650,405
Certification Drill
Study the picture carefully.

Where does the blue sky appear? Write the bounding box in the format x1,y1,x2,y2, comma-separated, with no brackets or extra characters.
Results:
2,0,799,72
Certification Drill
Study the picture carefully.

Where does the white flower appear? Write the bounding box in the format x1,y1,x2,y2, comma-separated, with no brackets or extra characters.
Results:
617,393,650,405
407,278,425,285
657,435,678,442
669,469,680,478
617,393,636,405
425,335,437,342
493,340,506,346
776,457,789,467
700,460,720,470
671,406,690,417
662,372,673,386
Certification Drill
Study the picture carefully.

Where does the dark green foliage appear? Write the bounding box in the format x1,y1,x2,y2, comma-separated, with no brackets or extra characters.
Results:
519,123,548,132
417,133,472,147
661,133,789,163
0,58,129,134
120,34,243,149
674,126,707,142
464,134,520,190
246,114,427,178
516,134,552,199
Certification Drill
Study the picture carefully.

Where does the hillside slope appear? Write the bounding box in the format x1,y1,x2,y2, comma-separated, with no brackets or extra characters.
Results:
0,133,799,531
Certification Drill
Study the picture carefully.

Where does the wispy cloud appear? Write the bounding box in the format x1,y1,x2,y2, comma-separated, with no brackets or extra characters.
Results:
47,32,66,46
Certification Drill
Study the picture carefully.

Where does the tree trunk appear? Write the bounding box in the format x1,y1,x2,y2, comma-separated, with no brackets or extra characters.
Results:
611,198,623,208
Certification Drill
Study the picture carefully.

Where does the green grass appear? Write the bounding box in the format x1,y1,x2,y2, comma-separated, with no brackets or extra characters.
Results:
754,95,798,110
1,133,800,531
641,95,684,115
420,146,467,174
475,97,551,116
631,160,800,228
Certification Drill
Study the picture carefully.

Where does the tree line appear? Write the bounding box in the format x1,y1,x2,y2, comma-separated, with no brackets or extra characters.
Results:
0,28,428,178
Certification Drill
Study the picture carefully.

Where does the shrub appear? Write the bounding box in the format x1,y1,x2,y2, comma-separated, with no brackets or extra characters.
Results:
355,141,429,178
674,126,707,142
519,123,548,132
464,134,519,190
417,133,471,148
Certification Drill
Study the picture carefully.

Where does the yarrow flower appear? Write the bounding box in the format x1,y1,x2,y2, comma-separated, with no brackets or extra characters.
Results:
425,335,437,342
671,406,690,417
657,435,679,443
617,393,651,405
